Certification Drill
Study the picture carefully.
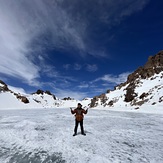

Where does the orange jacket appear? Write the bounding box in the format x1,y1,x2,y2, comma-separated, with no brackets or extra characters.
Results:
71,108,88,121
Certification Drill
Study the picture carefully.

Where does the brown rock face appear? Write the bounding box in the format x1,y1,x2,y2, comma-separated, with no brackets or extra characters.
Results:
90,93,107,108
99,94,107,104
90,96,99,107
139,92,149,99
0,80,9,92
16,95,29,104
108,100,114,106
124,51,163,103
0,80,6,86
45,90,52,95
32,90,56,100
124,87,137,102
127,50,163,83
45,90,56,100
90,50,163,107
0,80,29,104
62,97,74,100
144,51,163,69
35,89,44,95
21,97,29,104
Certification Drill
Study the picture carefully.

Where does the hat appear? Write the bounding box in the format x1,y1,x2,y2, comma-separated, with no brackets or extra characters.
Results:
78,103,82,106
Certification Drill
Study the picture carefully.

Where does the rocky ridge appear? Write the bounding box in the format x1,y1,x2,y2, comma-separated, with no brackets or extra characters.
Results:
90,50,163,108
0,81,84,108
0,51,163,109
0,81,58,106
0,80,29,104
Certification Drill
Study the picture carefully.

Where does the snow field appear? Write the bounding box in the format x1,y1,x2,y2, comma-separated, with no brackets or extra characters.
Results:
0,108,163,163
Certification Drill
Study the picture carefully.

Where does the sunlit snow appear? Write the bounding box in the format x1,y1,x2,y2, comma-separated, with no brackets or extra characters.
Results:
0,108,163,163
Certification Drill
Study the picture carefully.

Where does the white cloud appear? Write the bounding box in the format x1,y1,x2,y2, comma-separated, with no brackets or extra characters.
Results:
78,84,89,89
93,72,131,84
8,85,27,95
53,88,88,100
0,1,40,85
0,0,86,85
0,0,149,86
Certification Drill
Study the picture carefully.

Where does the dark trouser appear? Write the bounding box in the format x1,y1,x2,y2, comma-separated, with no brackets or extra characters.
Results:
74,119,85,134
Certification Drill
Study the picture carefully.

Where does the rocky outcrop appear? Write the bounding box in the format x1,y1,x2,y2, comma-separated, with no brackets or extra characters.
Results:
62,97,74,100
45,90,56,100
90,96,99,107
127,50,163,83
33,90,56,100
108,100,114,107
144,51,163,69
0,80,30,104
0,80,7,86
34,89,44,95
0,80,9,92
124,86,137,102
90,93,107,107
90,50,163,107
16,95,29,104
139,92,149,99
106,89,111,93
124,51,163,104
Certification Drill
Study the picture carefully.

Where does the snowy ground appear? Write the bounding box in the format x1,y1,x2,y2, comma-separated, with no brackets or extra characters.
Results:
0,108,163,163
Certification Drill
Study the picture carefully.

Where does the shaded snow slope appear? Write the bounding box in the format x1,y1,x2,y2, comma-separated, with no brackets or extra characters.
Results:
0,108,163,163
0,92,27,109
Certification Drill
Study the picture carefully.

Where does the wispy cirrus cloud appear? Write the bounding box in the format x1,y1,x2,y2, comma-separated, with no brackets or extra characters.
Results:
75,72,131,96
51,87,89,100
0,0,86,85
77,82,89,89
93,72,131,85
0,0,149,86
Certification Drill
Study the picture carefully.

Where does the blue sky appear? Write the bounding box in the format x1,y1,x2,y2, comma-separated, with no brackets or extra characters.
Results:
0,0,163,99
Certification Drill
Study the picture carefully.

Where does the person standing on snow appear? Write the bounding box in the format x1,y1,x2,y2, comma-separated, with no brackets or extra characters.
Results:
70,103,88,136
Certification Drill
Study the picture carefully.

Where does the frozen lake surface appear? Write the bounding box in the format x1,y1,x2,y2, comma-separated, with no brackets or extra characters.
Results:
0,108,163,163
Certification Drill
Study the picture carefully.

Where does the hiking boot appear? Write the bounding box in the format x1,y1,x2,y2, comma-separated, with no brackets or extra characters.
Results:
73,133,77,136
81,133,86,136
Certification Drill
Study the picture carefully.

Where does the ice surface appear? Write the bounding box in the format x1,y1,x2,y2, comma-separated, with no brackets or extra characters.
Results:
0,108,163,163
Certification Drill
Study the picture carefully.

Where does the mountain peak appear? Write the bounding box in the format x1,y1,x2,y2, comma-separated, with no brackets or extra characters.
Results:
0,80,9,92
32,89,56,100
127,51,163,84
90,50,163,108
144,50,163,69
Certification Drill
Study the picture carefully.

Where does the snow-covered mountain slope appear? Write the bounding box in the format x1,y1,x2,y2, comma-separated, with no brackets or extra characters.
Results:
90,51,163,109
0,81,90,109
0,50,163,110
90,72,163,108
